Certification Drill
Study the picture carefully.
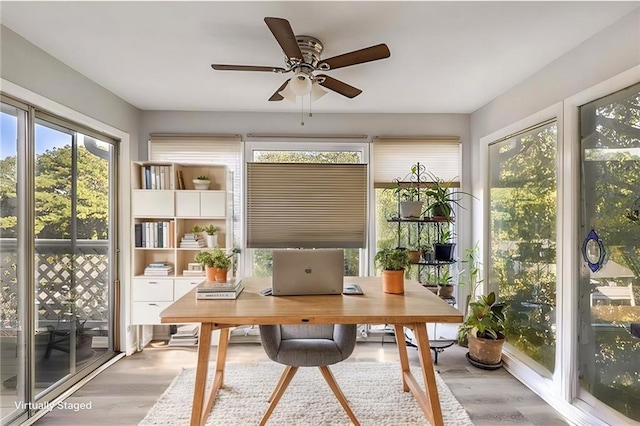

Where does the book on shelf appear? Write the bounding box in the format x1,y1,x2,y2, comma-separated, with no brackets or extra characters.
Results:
196,279,244,300
177,170,185,190
144,262,174,276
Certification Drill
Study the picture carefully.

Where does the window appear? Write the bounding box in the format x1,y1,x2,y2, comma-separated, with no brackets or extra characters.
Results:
488,120,558,373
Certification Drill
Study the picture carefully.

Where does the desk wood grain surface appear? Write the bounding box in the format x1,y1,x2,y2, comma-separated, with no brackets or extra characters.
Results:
160,277,463,325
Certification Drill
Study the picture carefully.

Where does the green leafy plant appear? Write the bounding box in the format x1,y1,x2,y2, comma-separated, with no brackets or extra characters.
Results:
195,175,208,181
388,164,423,201
191,225,204,233
436,229,455,244
204,225,218,235
374,248,411,271
211,247,232,269
424,172,474,218
195,250,215,268
463,291,506,340
436,269,453,287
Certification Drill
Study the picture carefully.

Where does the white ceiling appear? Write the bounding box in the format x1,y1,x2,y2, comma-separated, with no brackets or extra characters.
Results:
1,2,637,114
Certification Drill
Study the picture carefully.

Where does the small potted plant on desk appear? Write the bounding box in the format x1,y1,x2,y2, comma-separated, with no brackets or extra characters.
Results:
463,291,506,369
195,250,216,281
374,248,411,294
211,247,232,283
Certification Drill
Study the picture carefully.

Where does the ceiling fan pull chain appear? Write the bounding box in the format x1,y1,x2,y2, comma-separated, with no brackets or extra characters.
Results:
300,100,305,126
309,94,313,118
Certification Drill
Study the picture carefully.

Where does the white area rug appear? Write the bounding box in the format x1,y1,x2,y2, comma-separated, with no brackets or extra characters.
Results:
140,362,473,425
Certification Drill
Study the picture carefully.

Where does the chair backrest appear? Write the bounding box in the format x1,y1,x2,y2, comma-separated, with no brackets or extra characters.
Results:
280,325,334,340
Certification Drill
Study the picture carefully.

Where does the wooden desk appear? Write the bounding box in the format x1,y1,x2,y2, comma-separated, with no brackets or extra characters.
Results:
161,277,463,426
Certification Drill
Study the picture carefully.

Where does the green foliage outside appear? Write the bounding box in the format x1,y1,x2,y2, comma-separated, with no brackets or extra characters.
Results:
0,145,109,239
489,123,558,372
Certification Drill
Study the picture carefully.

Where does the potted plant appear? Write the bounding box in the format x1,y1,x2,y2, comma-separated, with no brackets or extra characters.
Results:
464,291,506,367
374,248,411,294
407,247,421,264
204,225,218,248
211,247,232,283
436,268,454,298
195,250,216,281
389,164,424,219
456,242,483,347
423,173,474,220
193,175,211,190
434,229,456,261
421,245,434,263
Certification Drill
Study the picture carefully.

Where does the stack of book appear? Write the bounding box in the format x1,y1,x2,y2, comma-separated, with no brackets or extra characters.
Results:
179,233,205,248
182,269,205,277
168,324,199,347
144,262,174,276
196,278,244,300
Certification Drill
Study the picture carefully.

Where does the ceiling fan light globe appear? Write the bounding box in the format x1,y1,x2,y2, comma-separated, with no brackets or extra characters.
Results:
278,82,297,103
310,82,328,102
289,73,312,96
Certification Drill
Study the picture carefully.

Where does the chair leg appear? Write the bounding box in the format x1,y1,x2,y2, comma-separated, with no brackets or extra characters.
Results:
318,366,360,426
259,366,298,426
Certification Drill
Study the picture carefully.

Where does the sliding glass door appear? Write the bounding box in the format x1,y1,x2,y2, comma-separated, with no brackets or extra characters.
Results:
578,82,640,421
0,97,118,424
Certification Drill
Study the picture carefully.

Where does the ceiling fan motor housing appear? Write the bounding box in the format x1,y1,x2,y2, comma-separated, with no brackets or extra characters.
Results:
286,35,326,70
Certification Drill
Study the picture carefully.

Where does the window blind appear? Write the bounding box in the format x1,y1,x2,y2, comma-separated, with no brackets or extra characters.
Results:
148,134,241,170
246,162,367,248
372,136,461,186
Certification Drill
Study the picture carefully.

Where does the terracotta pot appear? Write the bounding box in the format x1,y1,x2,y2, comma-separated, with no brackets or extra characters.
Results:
468,333,505,365
408,250,421,264
382,270,405,294
205,266,217,281
438,285,454,298
215,268,228,283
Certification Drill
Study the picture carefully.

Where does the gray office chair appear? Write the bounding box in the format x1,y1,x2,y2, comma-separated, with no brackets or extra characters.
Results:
258,324,360,426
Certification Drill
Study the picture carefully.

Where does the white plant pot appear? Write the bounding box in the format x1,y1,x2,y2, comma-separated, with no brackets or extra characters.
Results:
193,179,211,190
206,234,217,248
399,201,423,218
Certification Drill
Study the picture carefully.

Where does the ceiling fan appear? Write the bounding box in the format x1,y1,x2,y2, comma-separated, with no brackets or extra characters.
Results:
211,17,391,102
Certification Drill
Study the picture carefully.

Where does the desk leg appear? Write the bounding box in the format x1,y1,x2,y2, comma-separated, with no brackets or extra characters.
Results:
413,322,444,426
393,325,410,392
191,322,212,426
199,327,230,425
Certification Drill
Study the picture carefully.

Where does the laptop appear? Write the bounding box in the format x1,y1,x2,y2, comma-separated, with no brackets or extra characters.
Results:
272,249,344,296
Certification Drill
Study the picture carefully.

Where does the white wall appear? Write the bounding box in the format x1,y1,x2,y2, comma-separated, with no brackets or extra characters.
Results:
1,25,142,354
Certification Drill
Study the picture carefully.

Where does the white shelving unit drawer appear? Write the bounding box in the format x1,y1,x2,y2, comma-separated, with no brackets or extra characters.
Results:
132,190,174,217
200,191,226,217
132,301,172,325
174,278,204,300
133,278,174,301
175,192,201,217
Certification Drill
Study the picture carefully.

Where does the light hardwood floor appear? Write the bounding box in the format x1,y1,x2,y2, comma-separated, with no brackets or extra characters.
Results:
35,340,567,425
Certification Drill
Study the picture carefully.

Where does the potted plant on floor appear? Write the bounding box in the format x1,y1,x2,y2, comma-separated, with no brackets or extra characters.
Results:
456,242,483,347
374,248,411,294
464,291,506,368
192,175,211,190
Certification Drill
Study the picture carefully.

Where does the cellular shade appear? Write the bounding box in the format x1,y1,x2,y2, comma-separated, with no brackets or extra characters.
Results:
373,137,460,187
246,163,367,248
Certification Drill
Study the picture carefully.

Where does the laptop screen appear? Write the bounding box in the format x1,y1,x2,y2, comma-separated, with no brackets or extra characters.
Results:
272,249,344,296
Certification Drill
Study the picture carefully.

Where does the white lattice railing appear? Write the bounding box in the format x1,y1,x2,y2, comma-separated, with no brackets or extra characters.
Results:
0,239,109,329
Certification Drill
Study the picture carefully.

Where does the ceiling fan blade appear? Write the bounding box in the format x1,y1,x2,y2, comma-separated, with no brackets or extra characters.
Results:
264,17,304,61
320,44,390,70
211,64,286,73
317,75,362,98
269,79,290,101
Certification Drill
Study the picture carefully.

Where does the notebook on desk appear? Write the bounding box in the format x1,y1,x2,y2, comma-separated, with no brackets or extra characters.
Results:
272,249,344,296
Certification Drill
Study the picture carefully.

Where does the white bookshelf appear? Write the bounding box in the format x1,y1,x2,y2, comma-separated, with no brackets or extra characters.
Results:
130,161,234,325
